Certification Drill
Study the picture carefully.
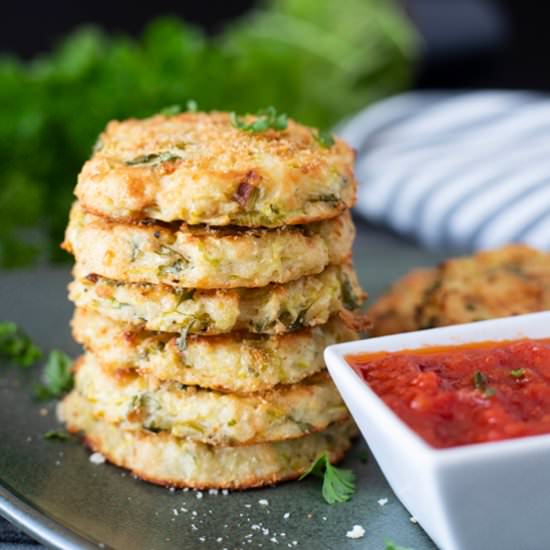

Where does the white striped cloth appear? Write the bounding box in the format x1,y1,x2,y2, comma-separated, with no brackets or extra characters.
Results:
337,91,550,251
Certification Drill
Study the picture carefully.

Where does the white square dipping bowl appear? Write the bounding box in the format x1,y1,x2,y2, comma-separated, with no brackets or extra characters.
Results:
325,312,550,550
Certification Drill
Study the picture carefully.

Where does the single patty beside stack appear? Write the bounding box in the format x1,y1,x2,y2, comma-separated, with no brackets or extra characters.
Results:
367,245,550,336
59,110,366,489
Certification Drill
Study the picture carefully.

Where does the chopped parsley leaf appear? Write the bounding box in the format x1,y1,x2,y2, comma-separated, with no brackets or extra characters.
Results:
43,430,70,441
356,450,369,464
159,104,182,116
186,99,198,112
175,323,194,353
473,370,496,397
230,106,288,133
510,368,525,378
313,129,335,148
159,101,198,115
341,278,361,310
125,152,182,166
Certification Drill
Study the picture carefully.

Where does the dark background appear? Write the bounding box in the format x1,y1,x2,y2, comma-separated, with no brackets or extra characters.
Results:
2,0,550,92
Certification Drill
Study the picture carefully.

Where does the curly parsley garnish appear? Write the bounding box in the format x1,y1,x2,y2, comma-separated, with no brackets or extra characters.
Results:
299,451,355,504
473,370,496,398
35,350,74,400
313,129,335,148
230,106,288,133
0,321,42,367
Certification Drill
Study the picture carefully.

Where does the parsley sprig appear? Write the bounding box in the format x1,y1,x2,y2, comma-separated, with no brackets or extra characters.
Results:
34,350,74,400
299,451,355,504
230,107,288,133
0,321,42,367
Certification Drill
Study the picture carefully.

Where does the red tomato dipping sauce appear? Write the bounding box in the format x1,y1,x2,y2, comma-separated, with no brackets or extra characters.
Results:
347,338,550,448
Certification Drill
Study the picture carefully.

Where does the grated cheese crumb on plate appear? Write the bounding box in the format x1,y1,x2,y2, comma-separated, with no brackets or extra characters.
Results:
89,452,105,465
345,525,365,539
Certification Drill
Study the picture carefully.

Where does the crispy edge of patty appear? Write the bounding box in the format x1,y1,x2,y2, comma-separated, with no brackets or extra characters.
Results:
59,391,358,490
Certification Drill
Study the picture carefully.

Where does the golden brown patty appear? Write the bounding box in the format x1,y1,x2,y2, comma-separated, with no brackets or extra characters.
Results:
63,203,355,289
59,391,357,490
418,244,550,328
73,353,349,446
69,264,365,335
72,308,359,393
367,269,437,336
75,112,357,227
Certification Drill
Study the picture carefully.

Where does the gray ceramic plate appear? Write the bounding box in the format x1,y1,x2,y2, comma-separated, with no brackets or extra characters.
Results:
0,221,445,550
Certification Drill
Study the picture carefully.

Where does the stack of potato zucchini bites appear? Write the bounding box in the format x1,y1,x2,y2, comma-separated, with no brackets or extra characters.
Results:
59,111,366,489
